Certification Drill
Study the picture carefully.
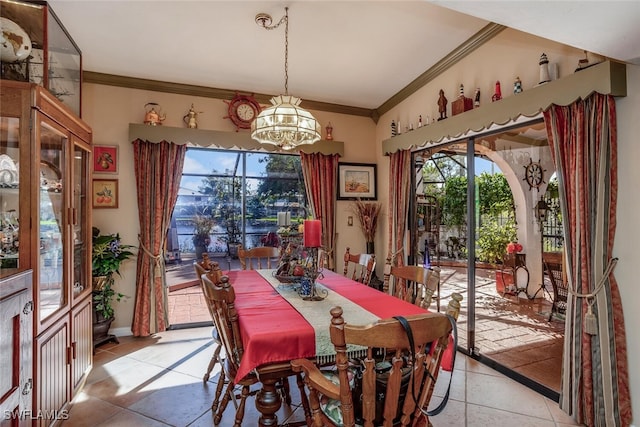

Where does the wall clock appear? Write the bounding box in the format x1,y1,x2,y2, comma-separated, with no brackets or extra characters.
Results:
523,158,546,190
224,93,261,131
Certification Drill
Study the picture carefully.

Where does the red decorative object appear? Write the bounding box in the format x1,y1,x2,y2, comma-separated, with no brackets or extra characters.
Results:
491,81,502,102
506,242,523,254
303,220,321,247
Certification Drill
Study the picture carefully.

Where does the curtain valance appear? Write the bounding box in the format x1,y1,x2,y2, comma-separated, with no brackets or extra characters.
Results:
382,61,626,154
128,123,344,156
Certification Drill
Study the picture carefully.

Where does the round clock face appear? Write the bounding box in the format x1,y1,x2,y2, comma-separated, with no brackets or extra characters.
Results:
524,159,545,189
226,95,261,130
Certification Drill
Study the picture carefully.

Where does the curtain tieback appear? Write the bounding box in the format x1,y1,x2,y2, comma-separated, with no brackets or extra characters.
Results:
568,257,618,335
138,234,164,278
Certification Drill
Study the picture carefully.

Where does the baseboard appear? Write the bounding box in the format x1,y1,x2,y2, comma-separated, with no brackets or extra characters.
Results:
110,327,133,337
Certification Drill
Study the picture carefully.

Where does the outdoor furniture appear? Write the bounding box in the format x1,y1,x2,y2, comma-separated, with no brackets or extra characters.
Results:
343,247,376,286
237,245,280,270
291,306,453,426
543,251,568,320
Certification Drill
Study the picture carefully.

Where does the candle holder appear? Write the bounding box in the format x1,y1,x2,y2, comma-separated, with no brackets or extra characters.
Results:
298,247,327,301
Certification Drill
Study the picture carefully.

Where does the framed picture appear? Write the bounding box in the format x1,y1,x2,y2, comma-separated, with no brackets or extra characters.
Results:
337,162,377,200
92,179,118,208
93,145,118,174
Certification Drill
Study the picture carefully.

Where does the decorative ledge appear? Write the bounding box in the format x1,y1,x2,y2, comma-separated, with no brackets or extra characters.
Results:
128,123,344,156
382,60,627,154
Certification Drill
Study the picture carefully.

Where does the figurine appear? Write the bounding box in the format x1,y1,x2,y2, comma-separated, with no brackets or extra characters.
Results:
437,89,448,121
391,120,397,137
144,103,166,126
183,104,202,129
539,53,551,84
491,81,502,102
513,77,523,94
325,122,334,140
458,84,465,98
474,88,481,107
418,115,423,128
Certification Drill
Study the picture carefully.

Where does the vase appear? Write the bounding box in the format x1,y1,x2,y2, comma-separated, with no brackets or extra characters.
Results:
92,275,110,291
195,244,208,261
366,241,375,255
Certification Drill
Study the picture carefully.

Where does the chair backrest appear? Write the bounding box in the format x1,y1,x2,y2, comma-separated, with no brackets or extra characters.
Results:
542,251,568,313
343,247,376,285
237,245,281,270
201,273,244,369
295,306,453,427
195,261,222,319
382,256,439,309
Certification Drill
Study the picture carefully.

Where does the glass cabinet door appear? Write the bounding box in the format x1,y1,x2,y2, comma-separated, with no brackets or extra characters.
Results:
0,117,22,277
71,139,90,302
38,121,67,321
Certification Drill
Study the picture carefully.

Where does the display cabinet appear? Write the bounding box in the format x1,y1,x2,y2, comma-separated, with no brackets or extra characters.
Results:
0,0,82,116
0,79,92,425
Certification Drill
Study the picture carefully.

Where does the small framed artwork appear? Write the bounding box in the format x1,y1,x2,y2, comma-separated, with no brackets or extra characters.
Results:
92,179,118,208
93,145,118,174
337,162,377,200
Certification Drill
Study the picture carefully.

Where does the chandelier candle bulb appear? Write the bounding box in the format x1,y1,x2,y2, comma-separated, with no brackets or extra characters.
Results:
303,220,321,248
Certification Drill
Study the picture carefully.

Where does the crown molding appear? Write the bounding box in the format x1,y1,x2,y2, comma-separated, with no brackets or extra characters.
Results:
83,71,374,119
374,23,507,119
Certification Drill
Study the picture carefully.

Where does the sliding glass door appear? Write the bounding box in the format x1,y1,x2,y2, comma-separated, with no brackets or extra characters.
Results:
412,118,564,399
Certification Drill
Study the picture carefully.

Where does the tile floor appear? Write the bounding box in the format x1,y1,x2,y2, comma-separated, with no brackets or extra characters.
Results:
63,326,580,426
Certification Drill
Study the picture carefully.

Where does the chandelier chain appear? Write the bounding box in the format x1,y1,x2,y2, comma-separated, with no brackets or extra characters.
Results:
258,7,289,96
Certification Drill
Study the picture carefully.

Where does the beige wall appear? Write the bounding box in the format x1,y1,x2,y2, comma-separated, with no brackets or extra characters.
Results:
375,28,639,425
82,84,377,332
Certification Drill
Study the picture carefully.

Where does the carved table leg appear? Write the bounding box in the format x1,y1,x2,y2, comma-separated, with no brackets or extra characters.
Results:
255,376,281,427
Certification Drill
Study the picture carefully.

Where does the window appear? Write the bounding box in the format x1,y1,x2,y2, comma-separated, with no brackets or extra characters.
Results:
167,148,307,261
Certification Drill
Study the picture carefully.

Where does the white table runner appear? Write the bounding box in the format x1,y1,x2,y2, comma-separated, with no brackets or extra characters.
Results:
257,269,379,363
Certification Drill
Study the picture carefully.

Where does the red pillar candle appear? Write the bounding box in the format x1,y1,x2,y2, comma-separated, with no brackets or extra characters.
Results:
303,220,322,247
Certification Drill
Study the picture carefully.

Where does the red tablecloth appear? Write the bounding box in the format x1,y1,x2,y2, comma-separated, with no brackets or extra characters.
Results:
227,269,436,382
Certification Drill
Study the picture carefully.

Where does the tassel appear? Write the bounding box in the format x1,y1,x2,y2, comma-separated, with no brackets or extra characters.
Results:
584,300,598,335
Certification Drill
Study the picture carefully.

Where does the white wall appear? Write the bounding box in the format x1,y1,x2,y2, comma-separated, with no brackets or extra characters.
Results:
614,64,640,425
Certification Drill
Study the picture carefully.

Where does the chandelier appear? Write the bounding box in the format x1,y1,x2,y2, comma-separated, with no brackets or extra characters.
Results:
251,7,321,150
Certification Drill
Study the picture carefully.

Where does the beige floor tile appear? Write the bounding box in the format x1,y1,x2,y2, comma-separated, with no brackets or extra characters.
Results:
94,408,172,426
466,371,553,420
430,398,466,427
466,403,556,427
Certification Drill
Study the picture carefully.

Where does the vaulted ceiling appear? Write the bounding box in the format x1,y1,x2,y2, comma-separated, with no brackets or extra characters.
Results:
47,1,640,113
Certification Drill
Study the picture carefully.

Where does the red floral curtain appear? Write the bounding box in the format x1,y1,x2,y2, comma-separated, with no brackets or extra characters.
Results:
300,152,339,270
386,149,411,295
544,93,631,426
131,139,186,336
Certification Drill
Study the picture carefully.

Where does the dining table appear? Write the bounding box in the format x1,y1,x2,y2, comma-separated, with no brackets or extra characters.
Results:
224,267,454,427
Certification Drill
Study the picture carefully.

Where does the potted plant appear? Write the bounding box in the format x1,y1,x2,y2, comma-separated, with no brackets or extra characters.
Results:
192,214,215,260
92,227,135,345
349,199,382,254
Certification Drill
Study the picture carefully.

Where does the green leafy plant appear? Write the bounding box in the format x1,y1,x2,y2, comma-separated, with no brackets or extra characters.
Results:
192,214,215,247
476,216,517,264
92,227,135,319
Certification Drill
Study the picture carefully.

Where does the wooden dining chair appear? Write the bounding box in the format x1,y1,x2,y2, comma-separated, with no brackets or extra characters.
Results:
194,258,224,382
201,273,308,426
383,255,441,311
237,245,281,270
291,306,454,427
343,247,376,286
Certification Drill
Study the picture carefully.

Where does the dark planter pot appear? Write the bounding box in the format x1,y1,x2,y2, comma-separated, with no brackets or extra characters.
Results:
195,244,208,261
92,304,119,351
366,241,375,255
227,243,239,259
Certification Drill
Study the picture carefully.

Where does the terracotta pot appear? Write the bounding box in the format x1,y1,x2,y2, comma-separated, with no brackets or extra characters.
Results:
496,270,514,294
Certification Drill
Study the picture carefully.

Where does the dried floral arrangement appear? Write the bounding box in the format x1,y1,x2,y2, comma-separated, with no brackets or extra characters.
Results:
349,199,382,243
